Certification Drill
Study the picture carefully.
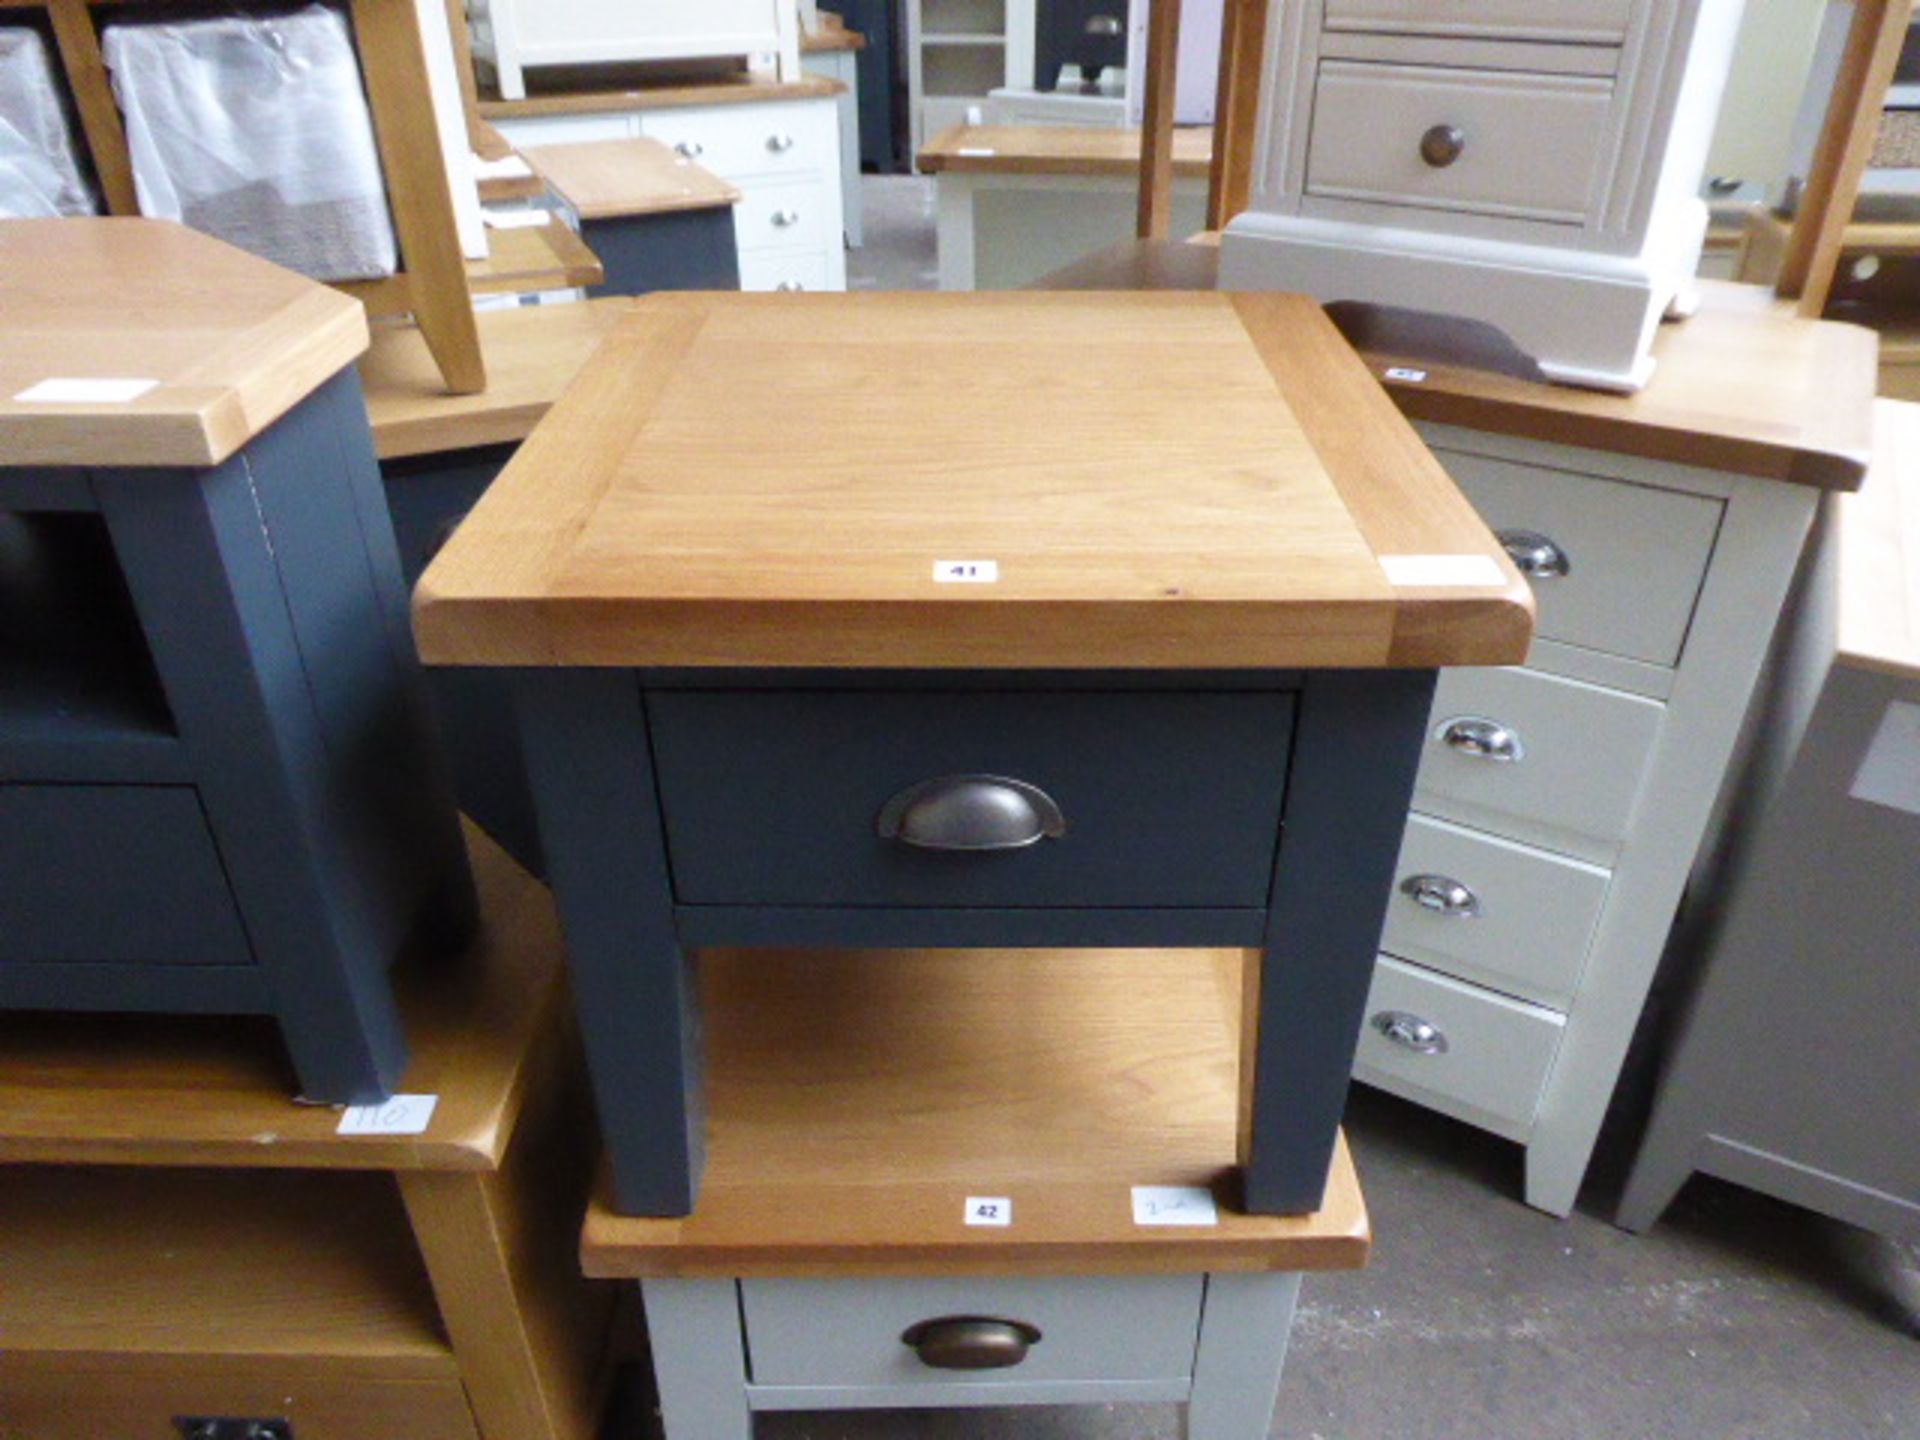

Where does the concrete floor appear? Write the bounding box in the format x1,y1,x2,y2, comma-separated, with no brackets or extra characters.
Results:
729,177,1920,1438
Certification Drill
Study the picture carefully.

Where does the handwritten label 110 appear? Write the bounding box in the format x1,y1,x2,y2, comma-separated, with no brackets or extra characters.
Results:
337,1094,439,1136
965,1196,1013,1226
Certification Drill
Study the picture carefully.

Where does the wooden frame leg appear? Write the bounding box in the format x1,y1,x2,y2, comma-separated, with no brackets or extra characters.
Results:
350,0,488,395
1186,1272,1303,1440
642,1279,752,1440
1241,669,1436,1213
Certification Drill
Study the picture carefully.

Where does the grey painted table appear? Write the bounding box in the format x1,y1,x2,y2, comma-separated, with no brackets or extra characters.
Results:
0,221,472,1104
413,289,1533,1220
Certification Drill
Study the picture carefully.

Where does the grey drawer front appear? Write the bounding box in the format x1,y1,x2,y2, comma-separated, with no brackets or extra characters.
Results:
743,1275,1203,1388
1323,0,1634,43
1356,953,1565,1141
649,688,1294,907
1435,448,1723,668
1414,666,1662,864
0,786,250,966
1384,812,1609,1009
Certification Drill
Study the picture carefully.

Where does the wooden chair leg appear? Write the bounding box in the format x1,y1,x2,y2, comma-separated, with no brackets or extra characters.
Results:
1206,0,1270,232
1137,0,1185,240
46,0,138,214
351,0,488,395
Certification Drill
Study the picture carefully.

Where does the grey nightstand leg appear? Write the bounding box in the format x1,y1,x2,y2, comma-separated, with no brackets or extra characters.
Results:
642,1278,753,1440
1186,1272,1303,1440
1242,668,1436,1213
97,403,441,1105
517,670,705,1215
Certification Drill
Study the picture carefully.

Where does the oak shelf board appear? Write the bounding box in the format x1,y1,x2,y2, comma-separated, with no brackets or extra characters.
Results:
478,70,842,120
0,219,369,468
524,137,741,222
581,946,1370,1280
362,298,632,459
414,290,1532,671
1841,398,1920,679
0,1164,454,1374
468,217,606,295
1040,242,1877,491
919,123,1214,179
801,12,865,52
0,825,566,1173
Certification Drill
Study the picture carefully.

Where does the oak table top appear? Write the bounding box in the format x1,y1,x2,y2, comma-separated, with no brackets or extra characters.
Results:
414,290,1533,671
0,218,368,468
1842,399,1920,680
919,123,1214,179
523,137,742,221
580,946,1370,1279
1039,241,1878,492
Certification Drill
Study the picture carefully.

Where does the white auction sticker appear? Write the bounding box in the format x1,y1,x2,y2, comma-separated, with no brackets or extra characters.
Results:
1384,366,1428,383
1132,1185,1219,1226
14,377,158,404
965,1196,1013,1227
484,209,554,230
338,1094,439,1136
1380,554,1508,588
957,147,997,157
934,559,999,584
1850,700,1920,816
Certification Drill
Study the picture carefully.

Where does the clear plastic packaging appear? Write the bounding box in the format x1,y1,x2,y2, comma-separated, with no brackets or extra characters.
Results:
103,4,397,281
0,27,98,218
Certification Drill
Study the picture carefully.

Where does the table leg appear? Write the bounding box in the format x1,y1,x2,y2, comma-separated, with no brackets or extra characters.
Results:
643,1279,753,1440
1186,1272,1303,1440
516,671,705,1216
1242,669,1436,1213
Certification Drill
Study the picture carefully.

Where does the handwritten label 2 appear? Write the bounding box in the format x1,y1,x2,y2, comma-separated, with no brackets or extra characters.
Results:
1131,1185,1219,1226
965,1196,1013,1227
337,1094,439,1136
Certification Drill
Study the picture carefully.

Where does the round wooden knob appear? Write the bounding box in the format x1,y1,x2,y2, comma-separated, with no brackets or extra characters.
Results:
1420,124,1466,168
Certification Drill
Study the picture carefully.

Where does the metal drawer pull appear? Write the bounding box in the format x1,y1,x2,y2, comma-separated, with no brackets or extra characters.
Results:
775,281,806,292
673,140,705,159
1401,873,1481,918
771,208,802,227
1420,124,1465,168
1372,1010,1449,1055
767,132,797,152
1498,529,1571,580
1439,716,1524,764
877,775,1067,851
1086,13,1123,33
902,1316,1043,1370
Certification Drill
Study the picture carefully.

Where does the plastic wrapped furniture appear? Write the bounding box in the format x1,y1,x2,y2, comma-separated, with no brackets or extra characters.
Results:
0,27,94,217
103,4,398,282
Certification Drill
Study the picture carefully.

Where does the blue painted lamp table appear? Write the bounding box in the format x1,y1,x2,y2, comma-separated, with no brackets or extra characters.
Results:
0,219,472,1103
412,289,1535,1218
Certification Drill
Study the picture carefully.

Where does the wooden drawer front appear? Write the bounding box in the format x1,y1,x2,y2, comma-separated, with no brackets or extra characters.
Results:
1356,954,1565,1140
639,101,834,182
1384,813,1609,1009
0,786,250,965
1323,0,1634,43
737,248,832,292
0,1365,479,1440
743,1275,1203,1388
648,688,1294,908
1414,667,1663,864
1435,448,1723,668
1306,62,1613,224
733,179,833,255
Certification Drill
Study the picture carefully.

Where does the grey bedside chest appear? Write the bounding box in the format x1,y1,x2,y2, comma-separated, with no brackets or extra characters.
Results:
0,219,473,1104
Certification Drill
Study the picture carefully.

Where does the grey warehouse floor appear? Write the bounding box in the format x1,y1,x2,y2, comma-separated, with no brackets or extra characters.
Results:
720,178,1920,1439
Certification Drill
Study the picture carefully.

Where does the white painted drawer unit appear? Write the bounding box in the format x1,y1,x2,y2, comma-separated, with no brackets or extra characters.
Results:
1354,423,1825,1215
1221,0,1750,389
468,0,803,100
495,97,847,292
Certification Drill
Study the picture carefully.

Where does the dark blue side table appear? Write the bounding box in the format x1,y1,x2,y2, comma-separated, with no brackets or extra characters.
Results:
0,220,473,1104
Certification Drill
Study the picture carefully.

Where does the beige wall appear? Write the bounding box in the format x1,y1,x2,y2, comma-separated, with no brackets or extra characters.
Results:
1704,0,1829,192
